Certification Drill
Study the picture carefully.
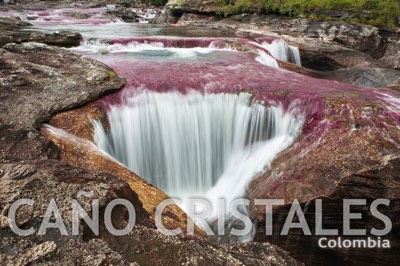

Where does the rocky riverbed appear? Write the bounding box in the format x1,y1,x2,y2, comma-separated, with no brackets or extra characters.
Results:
0,39,302,266
1,0,400,265
155,9,400,90
0,2,305,265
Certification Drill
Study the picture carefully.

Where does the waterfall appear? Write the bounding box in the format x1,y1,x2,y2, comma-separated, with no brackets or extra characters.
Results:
72,37,283,68
255,51,280,68
258,39,302,65
94,90,303,240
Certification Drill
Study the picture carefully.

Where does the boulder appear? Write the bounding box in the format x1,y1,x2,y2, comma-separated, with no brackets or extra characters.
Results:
310,21,385,58
0,30,83,48
0,17,31,30
0,42,124,129
0,159,152,265
106,6,140,22
284,36,384,70
0,41,139,265
379,41,400,69
152,9,180,24
321,67,400,89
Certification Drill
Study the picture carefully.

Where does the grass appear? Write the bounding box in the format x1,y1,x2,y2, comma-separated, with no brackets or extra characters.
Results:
215,0,399,28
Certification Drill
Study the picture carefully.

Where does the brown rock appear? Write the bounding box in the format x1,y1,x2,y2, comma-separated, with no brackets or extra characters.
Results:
106,6,140,22
46,100,208,237
247,91,400,264
42,125,206,238
49,103,109,142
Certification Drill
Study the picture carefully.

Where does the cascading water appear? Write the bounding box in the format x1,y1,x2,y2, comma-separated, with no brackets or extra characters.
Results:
71,39,236,58
68,36,305,68
21,7,307,241
257,39,302,65
94,90,303,241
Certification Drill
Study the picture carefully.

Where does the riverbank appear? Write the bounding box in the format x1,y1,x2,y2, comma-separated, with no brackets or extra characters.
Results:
153,8,400,90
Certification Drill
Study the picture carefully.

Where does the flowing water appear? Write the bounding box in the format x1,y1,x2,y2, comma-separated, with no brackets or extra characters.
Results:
257,39,302,65
4,8,309,241
94,90,303,242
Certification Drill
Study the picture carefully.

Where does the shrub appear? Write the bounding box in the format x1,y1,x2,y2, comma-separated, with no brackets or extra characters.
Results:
216,0,399,28
150,0,168,6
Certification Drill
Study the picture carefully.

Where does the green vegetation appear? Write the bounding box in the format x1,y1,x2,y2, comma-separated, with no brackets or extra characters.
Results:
215,0,399,28
150,0,169,6
108,70,117,79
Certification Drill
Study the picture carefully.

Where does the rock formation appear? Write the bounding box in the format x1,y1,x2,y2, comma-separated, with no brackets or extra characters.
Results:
0,42,303,265
0,17,82,48
244,62,400,264
160,3,400,89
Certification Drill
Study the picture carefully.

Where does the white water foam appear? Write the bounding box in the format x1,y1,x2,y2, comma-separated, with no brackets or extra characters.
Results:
255,50,280,68
257,39,302,65
71,39,236,58
71,38,285,68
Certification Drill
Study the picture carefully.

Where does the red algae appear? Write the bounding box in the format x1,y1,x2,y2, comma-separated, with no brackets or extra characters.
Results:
55,32,400,251
83,36,400,180
111,37,222,48
87,43,400,140
383,111,400,122
108,37,276,56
